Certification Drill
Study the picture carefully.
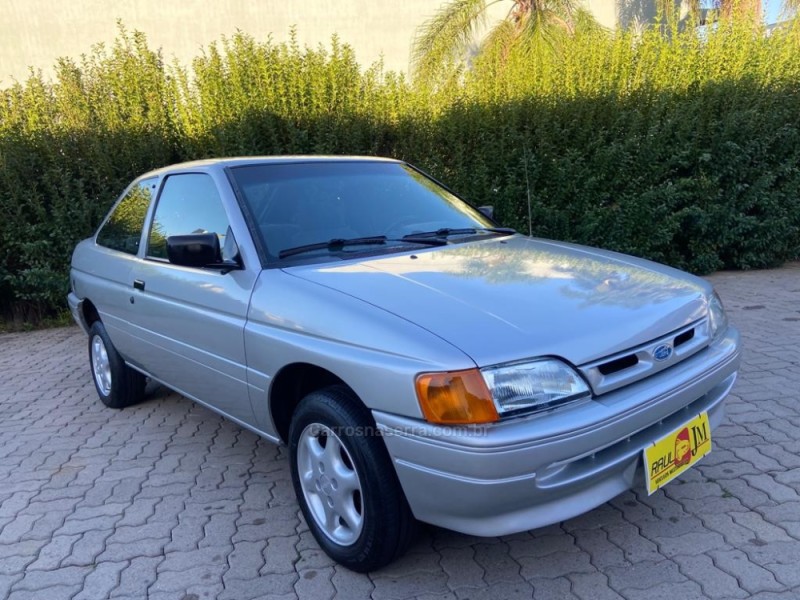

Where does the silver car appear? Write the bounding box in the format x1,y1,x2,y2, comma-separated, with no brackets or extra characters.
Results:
68,157,740,571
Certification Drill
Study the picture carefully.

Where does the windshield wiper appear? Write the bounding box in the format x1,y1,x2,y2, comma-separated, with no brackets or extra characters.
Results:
278,234,448,259
402,226,516,240
392,236,448,247
279,236,388,259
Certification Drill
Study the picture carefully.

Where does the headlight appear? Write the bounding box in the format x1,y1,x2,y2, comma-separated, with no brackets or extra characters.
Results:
708,291,729,342
482,359,591,417
415,359,591,424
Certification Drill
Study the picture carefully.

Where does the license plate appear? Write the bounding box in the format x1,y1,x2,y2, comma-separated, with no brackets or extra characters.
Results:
643,412,711,495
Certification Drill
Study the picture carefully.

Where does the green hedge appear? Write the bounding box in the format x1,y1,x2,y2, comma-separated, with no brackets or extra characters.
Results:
1,24,799,321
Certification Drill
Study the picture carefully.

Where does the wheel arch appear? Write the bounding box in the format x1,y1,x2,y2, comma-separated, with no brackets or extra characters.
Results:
82,299,101,326
269,363,366,444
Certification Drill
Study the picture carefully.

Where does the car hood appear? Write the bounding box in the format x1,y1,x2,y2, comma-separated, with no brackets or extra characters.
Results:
284,236,711,367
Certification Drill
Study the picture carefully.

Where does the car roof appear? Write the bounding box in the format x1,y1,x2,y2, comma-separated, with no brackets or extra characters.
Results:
138,155,402,179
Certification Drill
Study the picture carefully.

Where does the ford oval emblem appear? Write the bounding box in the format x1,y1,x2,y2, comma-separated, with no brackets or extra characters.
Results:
653,343,673,362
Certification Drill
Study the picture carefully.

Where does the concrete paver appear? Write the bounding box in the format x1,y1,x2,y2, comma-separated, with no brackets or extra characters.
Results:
1,262,799,599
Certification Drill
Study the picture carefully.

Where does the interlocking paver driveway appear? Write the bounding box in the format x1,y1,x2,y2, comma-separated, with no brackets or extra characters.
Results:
1,263,799,600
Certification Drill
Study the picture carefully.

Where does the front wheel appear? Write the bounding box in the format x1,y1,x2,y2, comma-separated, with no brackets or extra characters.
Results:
289,386,415,572
88,321,145,409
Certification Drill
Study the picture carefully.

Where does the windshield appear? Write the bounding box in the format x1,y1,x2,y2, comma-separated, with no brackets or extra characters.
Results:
228,161,495,261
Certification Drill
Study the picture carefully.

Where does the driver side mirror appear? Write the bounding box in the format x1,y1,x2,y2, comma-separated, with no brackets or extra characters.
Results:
478,205,494,220
167,233,242,272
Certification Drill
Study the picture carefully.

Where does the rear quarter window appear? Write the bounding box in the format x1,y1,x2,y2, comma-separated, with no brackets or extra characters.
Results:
96,178,158,254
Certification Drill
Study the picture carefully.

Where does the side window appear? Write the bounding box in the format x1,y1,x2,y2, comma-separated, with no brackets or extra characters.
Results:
147,173,230,260
96,178,157,255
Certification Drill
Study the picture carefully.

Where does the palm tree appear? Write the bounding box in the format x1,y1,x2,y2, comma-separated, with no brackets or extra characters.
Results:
682,0,766,30
718,0,762,24
411,0,600,83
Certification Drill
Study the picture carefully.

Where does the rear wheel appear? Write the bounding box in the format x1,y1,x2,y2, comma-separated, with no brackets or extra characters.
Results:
289,385,416,572
88,321,145,409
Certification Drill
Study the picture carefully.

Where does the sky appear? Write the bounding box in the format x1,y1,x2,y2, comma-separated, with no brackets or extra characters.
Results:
764,0,787,22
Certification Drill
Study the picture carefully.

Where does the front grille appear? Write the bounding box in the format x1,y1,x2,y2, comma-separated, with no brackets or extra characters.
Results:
579,319,710,396
674,328,695,347
597,354,639,376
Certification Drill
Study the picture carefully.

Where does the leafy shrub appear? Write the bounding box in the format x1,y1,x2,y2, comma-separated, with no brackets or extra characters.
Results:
1,22,799,320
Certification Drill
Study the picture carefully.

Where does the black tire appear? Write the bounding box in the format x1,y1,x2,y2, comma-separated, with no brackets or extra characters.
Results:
88,321,145,409
289,385,416,572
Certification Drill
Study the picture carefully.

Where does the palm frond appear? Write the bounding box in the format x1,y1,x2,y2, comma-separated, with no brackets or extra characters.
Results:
515,5,575,55
532,0,582,27
573,7,608,34
411,0,488,83
476,19,519,65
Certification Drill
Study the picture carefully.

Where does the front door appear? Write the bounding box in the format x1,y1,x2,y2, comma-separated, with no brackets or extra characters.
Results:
129,172,258,427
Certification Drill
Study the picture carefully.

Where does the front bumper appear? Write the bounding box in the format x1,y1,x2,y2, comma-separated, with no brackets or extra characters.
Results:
375,327,740,537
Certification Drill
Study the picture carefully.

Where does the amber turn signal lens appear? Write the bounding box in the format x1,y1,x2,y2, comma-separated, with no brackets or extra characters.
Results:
415,369,499,424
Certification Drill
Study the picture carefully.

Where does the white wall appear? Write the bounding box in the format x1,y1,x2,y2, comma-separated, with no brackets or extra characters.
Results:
1,0,493,85
0,0,618,86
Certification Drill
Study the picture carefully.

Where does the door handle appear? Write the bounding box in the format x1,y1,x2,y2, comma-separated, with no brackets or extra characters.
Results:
133,279,146,291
